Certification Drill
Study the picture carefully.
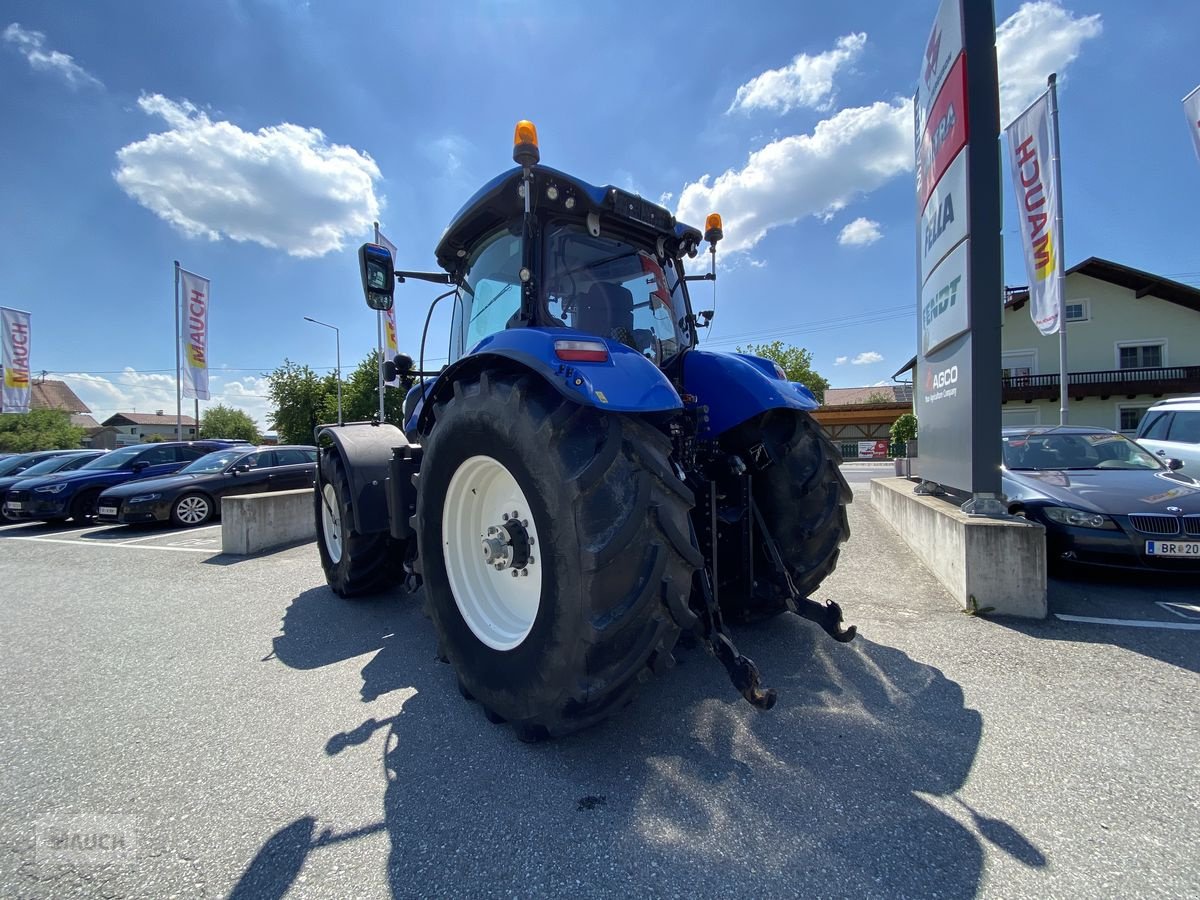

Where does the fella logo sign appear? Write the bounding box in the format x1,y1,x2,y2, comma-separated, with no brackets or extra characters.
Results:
920,149,969,284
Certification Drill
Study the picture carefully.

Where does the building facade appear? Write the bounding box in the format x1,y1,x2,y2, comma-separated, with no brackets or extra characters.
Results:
1001,259,1200,434
95,412,198,448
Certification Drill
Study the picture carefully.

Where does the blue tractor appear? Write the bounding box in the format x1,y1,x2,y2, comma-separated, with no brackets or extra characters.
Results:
315,121,853,740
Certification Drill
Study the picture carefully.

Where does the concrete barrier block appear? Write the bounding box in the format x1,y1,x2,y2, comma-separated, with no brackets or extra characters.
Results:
221,488,315,556
870,477,1047,619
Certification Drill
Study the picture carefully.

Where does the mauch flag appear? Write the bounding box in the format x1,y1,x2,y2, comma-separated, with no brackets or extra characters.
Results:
1185,85,1200,163
377,230,401,386
1006,90,1063,336
179,269,211,400
1,306,32,413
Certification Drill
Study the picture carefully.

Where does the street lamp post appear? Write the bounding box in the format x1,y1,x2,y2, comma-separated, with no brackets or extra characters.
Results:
303,315,342,425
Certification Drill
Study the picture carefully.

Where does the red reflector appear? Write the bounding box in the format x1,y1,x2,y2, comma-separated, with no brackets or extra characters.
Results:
554,340,609,362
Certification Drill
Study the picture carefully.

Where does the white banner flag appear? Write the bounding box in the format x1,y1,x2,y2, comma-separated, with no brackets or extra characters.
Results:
179,269,211,400
377,231,401,385
1,307,32,413
1185,85,1200,163
1006,90,1063,336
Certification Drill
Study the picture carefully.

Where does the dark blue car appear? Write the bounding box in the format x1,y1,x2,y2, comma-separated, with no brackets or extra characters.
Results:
3,440,246,523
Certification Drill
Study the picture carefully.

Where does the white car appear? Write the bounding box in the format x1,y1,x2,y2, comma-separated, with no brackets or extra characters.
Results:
1136,397,1200,471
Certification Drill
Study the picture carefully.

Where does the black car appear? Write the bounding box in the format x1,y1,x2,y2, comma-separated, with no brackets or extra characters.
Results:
0,451,107,520
0,449,86,479
95,445,317,527
3,440,248,523
1002,426,1200,572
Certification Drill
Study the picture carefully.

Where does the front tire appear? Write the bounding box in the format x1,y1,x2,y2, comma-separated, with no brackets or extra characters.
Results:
722,409,851,623
170,492,213,527
417,373,700,738
315,450,403,597
70,488,103,524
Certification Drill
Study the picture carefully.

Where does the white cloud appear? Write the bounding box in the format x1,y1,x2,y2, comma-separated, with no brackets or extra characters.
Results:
728,33,867,114
114,94,382,258
676,99,912,254
59,369,274,430
3,22,102,89
834,356,849,366
996,2,1102,126
852,351,884,365
837,217,882,246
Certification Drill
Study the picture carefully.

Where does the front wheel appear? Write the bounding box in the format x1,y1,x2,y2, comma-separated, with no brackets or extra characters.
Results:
70,488,103,524
417,373,700,739
315,450,403,597
170,492,213,527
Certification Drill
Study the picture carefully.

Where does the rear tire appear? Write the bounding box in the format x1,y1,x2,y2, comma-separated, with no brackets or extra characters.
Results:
315,450,404,597
417,372,699,738
722,409,851,623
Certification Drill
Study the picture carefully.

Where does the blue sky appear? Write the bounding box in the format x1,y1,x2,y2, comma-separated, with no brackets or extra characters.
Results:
2,0,1197,427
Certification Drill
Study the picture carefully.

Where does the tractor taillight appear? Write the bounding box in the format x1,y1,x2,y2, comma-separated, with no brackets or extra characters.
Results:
554,340,609,363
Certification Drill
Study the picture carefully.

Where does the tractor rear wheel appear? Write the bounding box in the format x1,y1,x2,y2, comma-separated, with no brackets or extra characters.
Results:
723,409,851,623
416,372,700,739
315,450,404,597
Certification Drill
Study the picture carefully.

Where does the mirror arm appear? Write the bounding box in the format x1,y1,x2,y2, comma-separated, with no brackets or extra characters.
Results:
394,270,455,286
683,273,716,282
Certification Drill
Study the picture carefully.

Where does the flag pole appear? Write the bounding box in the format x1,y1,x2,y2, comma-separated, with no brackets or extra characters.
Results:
174,260,182,439
194,398,199,439
374,221,386,423
1048,73,1068,425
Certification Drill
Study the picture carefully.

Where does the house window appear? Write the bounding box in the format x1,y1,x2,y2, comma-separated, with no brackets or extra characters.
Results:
1117,405,1150,434
1117,343,1164,369
1064,300,1089,322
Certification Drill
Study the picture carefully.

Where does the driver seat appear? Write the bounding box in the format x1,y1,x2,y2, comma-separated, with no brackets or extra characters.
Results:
575,283,634,339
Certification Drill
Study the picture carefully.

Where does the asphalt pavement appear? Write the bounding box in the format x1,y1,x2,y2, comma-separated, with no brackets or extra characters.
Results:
0,484,1196,899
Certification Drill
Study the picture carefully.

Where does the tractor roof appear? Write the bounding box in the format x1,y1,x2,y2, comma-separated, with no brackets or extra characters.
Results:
434,165,702,273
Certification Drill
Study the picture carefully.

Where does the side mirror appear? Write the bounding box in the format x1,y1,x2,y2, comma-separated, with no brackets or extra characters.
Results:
384,353,414,382
234,463,251,474
131,460,150,472
359,243,395,311
1166,458,1184,471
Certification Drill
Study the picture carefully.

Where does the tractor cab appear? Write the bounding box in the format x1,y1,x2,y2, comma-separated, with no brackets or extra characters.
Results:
361,120,716,374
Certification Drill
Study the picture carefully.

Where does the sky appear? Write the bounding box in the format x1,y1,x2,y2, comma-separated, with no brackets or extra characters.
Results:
2,0,1197,429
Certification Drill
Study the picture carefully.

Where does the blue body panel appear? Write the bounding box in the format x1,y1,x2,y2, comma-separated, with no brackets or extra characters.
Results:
409,327,682,435
684,350,820,439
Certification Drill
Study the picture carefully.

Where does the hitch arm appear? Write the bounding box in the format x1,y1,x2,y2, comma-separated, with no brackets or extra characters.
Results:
751,501,857,643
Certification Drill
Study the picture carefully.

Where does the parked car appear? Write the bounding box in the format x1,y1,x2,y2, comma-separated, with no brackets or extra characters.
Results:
2,440,247,523
96,445,317,527
0,449,85,479
0,451,107,520
1002,426,1200,572
1135,396,1200,471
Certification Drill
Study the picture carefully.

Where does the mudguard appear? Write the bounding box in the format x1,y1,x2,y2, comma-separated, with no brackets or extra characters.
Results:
314,421,409,535
412,327,682,436
683,350,820,439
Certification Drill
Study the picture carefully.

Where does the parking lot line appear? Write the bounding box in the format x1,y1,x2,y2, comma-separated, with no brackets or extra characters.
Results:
1055,613,1200,631
8,536,215,554
1156,601,1200,621
119,526,221,545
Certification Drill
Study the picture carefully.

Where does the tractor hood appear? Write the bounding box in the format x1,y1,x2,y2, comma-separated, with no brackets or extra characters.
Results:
435,165,703,274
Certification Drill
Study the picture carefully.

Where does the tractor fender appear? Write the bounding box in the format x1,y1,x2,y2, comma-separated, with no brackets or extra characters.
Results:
683,350,820,439
414,327,682,436
315,421,409,535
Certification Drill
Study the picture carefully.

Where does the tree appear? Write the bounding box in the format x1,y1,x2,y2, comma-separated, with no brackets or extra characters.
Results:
341,350,408,426
266,359,339,445
890,413,918,444
0,409,85,452
200,404,262,443
735,340,830,402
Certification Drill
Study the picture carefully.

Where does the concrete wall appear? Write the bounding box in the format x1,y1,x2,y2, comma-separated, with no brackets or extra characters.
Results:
221,488,315,555
871,477,1047,619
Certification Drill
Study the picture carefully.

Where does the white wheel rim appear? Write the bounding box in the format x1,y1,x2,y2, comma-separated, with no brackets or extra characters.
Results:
176,496,209,525
442,454,542,651
321,483,343,564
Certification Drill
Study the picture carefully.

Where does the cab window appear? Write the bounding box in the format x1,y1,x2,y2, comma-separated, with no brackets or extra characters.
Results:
450,227,522,361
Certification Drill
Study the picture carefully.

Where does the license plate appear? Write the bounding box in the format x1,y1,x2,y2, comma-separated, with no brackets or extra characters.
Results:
1146,540,1200,557
5,502,22,510
98,506,118,517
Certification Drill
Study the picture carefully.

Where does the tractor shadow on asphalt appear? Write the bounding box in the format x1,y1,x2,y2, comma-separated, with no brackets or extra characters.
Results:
248,587,1044,899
